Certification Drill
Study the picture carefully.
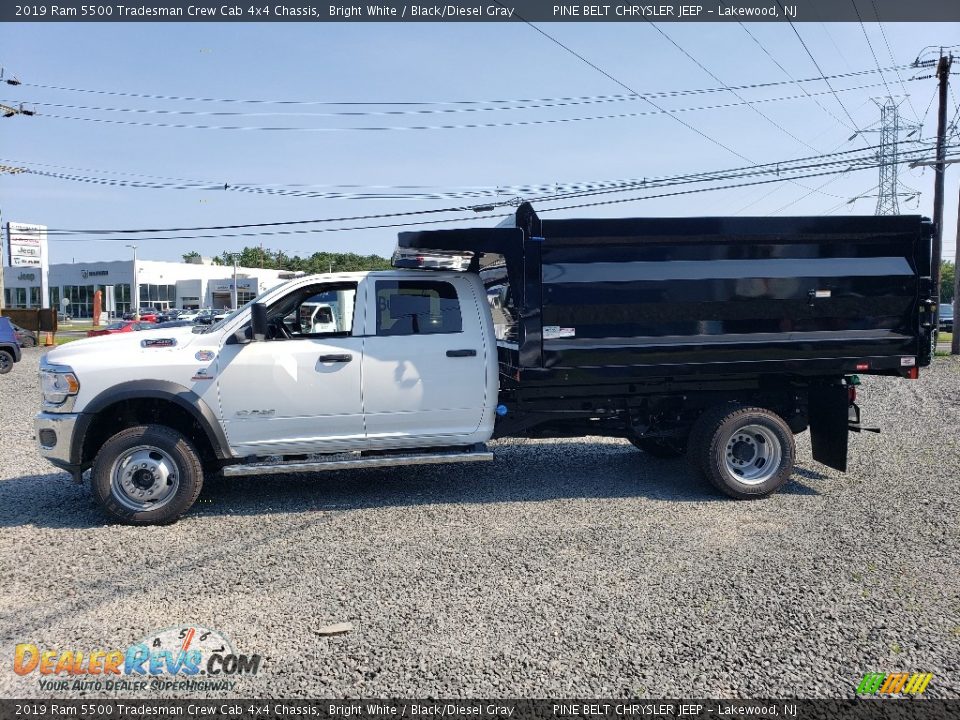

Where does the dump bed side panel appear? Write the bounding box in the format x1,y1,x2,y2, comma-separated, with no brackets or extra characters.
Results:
537,216,931,372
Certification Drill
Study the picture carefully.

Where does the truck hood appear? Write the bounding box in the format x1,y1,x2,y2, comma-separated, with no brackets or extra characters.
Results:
46,325,208,367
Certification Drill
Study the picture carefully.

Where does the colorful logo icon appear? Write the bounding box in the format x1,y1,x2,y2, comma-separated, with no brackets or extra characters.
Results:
857,672,933,695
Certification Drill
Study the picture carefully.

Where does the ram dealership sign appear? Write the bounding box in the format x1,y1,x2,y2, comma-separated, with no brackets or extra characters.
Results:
6,222,50,309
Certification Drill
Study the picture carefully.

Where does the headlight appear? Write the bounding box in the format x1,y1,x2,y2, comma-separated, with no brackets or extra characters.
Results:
41,370,80,406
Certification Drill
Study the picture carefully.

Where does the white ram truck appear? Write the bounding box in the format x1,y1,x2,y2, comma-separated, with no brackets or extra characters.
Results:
36,270,499,524
34,205,933,525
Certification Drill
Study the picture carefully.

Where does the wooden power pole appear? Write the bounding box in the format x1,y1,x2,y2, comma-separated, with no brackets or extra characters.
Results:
931,53,952,320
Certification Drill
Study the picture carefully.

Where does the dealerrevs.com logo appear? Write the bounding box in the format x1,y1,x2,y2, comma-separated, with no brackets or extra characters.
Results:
14,626,262,692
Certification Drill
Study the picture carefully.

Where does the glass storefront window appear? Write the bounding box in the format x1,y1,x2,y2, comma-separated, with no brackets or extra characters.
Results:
29,287,41,307
114,284,131,315
139,284,178,310
63,285,96,319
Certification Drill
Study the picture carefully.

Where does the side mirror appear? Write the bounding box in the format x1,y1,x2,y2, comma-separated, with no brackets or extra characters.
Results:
251,303,268,342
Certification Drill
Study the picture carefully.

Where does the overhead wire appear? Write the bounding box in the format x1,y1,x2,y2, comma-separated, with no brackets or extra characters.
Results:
490,1,752,163
851,0,895,100
28,138,936,234
7,66,910,110
6,81,901,134
777,2,868,141
724,9,854,132
34,139,951,240
869,0,922,124
646,21,820,153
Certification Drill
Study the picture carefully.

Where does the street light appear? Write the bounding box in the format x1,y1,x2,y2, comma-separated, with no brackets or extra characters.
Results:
126,244,139,319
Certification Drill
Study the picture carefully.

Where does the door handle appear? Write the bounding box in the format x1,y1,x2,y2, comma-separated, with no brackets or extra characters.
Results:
446,349,477,357
318,354,352,363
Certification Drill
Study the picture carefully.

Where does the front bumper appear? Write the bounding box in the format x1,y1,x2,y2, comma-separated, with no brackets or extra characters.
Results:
35,412,81,467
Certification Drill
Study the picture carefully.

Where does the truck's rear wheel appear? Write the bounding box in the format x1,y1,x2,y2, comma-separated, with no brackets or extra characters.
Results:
628,436,685,458
689,406,795,499
91,424,204,525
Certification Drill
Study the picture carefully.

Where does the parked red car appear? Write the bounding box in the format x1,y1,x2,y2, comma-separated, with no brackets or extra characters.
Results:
87,321,148,337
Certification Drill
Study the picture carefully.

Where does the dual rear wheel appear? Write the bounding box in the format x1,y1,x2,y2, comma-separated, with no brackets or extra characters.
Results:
633,405,796,498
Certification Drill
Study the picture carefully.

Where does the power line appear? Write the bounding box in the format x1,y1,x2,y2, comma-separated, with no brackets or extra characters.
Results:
40,164,898,244
44,211,513,244
768,172,850,215
11,66,907,107
538,150,954,215
492,2,752,163
11,136,916,208
36,139,950,239
7,81,900,135
725,10,855,131
525,139,939,205
40,149,953,245
778,4,868,140
869,0,922,124
851,0,895,100
646,21,819,153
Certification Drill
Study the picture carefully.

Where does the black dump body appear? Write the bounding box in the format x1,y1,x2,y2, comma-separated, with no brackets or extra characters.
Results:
398,203,935,385
399,204,934,472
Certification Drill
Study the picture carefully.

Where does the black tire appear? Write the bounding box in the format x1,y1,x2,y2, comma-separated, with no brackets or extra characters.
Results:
688,405,795,499
91,424,204,525
23,335,38,348
0,350,14,374
628,436,686,458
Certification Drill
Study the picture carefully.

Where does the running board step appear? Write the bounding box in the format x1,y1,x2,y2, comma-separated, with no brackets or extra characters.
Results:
222,448,493,477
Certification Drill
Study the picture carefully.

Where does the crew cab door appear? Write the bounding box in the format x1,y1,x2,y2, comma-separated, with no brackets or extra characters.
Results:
361,276,488,444
216,281,365,456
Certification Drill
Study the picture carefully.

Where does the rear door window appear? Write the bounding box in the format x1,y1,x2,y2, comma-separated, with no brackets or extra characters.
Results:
376,281,462,336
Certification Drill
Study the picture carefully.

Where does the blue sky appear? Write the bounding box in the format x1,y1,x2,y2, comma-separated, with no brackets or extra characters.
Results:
1,20,958,265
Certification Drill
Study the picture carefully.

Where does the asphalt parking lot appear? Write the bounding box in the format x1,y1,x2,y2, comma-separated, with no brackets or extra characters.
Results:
1,349,958,699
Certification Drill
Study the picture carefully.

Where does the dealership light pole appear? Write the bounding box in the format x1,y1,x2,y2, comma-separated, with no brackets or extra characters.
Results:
231,254,239,310
126,244,139,319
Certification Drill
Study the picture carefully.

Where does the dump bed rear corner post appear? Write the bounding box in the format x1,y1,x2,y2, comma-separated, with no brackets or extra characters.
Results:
516,202,545,371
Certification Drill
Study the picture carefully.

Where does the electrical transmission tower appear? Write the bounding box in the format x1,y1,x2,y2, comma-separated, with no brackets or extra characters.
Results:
865,97,922,215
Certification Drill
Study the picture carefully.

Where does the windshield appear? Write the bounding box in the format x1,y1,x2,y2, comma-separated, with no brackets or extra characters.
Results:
193,282,287,334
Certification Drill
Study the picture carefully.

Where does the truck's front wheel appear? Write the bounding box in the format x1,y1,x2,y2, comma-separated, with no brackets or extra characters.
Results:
91,425,204,525
690,406,795,499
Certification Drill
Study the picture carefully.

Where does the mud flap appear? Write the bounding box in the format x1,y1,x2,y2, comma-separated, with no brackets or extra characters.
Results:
809,384,849,472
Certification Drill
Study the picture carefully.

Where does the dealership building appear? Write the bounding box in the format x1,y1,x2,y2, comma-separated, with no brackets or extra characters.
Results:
2,258,301,319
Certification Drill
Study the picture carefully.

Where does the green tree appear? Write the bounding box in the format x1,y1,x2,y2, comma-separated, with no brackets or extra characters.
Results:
941,260,955,304
211,247,391,273
182,251,201,263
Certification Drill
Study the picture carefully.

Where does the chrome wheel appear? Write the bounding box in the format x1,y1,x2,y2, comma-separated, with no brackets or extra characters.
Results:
110,445,180,512
722,424,782,485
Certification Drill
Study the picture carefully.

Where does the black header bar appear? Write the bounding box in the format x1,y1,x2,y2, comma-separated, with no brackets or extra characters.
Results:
3,0,959,22
3,699,960,720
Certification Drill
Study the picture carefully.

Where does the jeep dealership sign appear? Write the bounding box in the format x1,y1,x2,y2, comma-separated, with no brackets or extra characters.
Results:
6,222,50,308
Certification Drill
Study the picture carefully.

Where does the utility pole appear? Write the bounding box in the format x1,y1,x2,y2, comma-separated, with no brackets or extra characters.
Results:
930,52,952,317
953,190,960,355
